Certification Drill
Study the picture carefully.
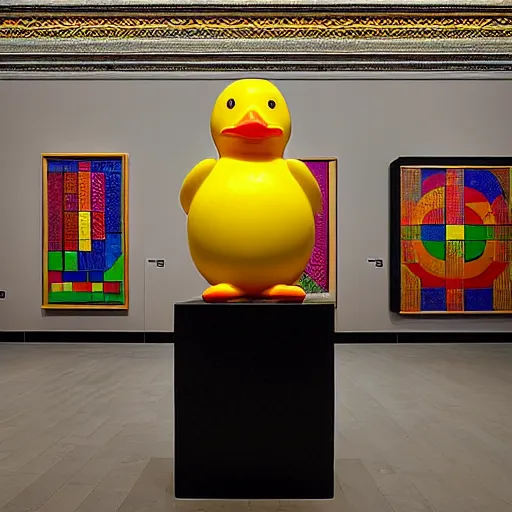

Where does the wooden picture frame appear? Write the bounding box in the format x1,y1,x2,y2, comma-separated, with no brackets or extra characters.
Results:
42,152,129,310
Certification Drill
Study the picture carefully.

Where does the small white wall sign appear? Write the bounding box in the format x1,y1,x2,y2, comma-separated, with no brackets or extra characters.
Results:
146,259,165,268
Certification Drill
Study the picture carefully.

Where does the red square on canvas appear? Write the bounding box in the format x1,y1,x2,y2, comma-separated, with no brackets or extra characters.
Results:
73,282,92,292
65,240,78,251
104,282,121,294
78,161,91,172
48,271,62,284
92,212,105,240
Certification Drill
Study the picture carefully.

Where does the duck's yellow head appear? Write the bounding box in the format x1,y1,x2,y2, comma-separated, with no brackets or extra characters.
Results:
210,79,291,159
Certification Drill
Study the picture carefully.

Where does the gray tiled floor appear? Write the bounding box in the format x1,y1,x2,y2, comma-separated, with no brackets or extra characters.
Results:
0,343,511,511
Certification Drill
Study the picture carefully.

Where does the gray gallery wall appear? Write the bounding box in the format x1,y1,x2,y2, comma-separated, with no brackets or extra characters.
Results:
1,78,512,333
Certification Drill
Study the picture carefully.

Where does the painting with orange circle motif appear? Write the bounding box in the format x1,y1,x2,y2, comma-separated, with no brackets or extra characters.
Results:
390,157,512,314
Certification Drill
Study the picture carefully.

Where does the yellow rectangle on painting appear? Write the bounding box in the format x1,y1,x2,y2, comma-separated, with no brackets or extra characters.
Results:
446,225,464,240
79,239,92,252
51,283,63,292
79,211,91,240
63,282,72,292
92,282,103,292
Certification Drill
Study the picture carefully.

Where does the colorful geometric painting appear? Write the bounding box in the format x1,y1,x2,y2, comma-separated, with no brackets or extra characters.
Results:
390,157,512,314
42,153,129,309
298,158,337,303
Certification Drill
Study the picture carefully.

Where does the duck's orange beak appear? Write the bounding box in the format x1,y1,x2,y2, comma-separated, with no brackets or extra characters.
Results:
222,111,283,140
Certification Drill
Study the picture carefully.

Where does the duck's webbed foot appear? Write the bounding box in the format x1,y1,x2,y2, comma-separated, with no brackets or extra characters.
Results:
259,284,306,303
202,284,245,303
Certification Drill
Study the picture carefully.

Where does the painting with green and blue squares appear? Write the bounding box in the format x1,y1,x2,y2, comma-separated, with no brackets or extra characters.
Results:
44,155,127,307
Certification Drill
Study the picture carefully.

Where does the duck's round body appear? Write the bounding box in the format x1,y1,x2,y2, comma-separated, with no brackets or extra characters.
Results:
187,157,315,294
179,78,322,302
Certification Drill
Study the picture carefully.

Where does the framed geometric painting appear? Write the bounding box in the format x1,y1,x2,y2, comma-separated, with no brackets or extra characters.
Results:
298,158,337,304
390,157,512,314
42,153,129,310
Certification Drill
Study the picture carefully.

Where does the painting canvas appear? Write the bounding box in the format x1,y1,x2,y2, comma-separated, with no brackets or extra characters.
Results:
390,157,512,314
298,158,337,303
42,153,129,309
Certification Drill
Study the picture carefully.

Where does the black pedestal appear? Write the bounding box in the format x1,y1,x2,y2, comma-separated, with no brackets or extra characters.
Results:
173,300,335,500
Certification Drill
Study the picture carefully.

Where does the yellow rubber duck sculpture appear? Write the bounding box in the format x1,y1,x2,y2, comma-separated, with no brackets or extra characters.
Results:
180,78,322,303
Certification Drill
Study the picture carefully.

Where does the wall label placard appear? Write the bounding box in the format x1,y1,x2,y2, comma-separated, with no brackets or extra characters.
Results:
367,258,384,268
147,259,165,268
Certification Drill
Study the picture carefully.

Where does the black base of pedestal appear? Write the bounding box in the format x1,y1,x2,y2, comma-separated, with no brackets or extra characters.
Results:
173,300,335,500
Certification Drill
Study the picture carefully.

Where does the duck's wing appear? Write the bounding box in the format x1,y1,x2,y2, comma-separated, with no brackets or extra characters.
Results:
286,159,323,214
179,158,217,214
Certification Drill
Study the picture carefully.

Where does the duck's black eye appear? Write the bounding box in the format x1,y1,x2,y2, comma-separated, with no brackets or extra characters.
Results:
227,98,235,109
268,100,276,109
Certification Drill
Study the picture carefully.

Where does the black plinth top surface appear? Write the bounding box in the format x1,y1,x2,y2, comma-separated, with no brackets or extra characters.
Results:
177,296,335,305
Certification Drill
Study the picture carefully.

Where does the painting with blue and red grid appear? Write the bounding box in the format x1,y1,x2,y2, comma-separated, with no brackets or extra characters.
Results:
43,154,128,309
391,157,512,314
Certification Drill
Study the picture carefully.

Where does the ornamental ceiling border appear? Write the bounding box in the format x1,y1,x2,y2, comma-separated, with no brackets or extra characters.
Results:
1,4,512,73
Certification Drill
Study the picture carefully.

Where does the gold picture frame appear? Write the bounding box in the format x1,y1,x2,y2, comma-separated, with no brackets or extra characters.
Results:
42,152,129,310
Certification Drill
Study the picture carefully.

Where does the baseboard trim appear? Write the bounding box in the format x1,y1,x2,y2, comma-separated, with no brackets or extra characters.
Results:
396,332,512,343
17,331,144,343
0,331,25,343
145,332,174,343
334,332,397,343
335,332,512,343
0,331,174,343
1,331,511,344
